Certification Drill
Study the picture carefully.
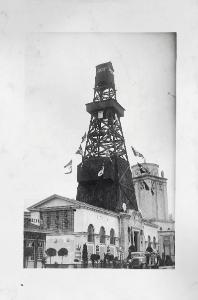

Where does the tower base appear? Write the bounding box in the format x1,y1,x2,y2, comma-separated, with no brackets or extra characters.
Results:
76,156,138,212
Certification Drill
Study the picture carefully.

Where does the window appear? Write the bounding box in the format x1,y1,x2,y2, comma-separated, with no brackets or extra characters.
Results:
62,211,69,229
47,213,51,229
40,212,44,227
99,226,105,244
110,228,115,245
61,210,74,232
28,240,44,261
87,224,94,242
37,241,44,260
55,211,59,229
28,240,35,261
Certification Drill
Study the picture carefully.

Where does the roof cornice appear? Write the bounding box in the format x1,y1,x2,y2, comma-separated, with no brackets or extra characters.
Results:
143,219,159,228
132,175,167,181
27,194,120,217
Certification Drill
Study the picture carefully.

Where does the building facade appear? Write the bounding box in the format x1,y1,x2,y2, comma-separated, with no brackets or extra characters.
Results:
24,212,48,268
26,194,158,266
24,162,174,267
131,162,175,262
131,163,168,221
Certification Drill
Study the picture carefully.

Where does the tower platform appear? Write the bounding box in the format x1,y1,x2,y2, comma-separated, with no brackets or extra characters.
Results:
86,99,125,118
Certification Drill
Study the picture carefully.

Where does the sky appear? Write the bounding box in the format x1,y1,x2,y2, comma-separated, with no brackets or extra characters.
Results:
24,32,176,215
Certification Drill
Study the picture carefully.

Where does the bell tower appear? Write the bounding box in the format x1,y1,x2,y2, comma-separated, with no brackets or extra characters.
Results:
76,62,138,212
131,163,168,221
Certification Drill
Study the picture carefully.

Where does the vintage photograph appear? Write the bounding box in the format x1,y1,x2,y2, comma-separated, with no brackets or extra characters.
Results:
23,33,176,269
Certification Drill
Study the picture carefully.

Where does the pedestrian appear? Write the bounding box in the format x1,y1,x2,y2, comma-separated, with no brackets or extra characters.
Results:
146,243,153,265
128,243,136,260
146,243,153,253
156,250,161,266
162,252,165,266
129,243,136,253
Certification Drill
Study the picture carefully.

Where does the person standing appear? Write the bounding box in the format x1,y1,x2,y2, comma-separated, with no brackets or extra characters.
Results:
146,243,153,265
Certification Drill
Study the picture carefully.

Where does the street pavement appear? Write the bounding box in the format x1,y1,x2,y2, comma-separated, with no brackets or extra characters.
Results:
159,266,175,269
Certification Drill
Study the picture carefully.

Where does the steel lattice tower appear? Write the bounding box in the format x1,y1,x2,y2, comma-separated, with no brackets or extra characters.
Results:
76,62,138,212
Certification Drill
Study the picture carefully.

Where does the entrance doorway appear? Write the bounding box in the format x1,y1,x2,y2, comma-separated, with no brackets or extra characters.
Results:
134,231,139,251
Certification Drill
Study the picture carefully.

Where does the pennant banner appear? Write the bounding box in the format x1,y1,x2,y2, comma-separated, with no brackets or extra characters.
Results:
137,162,150,174
64,159,72,174
76,144,83,156
143,180,150,191
131,146,144,159
81,132,87,143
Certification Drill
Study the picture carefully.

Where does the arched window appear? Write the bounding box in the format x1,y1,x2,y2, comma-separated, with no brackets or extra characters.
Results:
153,236,156,249
87,224,94,242
148,235,151,245
99,226,105,244
110,229,115,245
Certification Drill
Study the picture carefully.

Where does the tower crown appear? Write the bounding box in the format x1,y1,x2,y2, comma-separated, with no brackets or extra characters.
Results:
95,62,115,92
93,61,117,103
86,61,125,118
132,163,160,178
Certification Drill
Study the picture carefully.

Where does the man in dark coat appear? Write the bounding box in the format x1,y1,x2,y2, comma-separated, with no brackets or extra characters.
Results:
146,243,153,265
129,243,136,253
127,243,136,260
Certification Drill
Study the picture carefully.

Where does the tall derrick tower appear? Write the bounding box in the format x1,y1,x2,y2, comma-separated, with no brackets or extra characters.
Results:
76,62,138,212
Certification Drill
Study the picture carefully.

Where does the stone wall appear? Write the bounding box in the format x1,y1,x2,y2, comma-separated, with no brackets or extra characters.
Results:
74,207,119,237
46,235,75,264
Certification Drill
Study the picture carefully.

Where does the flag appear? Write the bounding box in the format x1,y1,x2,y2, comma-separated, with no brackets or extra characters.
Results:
137,162,150,174
131,146,144,159
75,144,83,156
81,132,86,143
143,180,149,191
64,159,72,174
98,165,104,177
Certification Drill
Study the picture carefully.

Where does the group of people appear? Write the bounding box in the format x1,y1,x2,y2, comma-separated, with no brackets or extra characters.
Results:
127,243,161,267
146,245,173,266
145,244,160,266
